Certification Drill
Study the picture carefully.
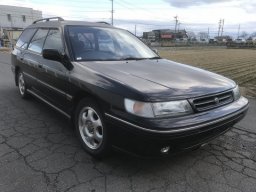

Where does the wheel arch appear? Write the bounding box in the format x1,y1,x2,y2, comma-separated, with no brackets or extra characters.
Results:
70,90,110,124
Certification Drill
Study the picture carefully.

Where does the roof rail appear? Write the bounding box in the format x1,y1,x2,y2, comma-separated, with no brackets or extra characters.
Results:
33,17,64,24
97,21,111,25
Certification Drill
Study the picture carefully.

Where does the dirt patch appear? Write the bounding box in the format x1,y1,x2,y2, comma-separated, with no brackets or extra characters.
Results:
241,82,256,98
159,48,256,98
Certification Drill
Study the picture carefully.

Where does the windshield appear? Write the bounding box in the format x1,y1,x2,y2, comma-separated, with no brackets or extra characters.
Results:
68,26,158,61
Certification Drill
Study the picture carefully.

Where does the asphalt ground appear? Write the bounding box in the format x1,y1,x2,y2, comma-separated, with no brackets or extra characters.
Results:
0,52,255,192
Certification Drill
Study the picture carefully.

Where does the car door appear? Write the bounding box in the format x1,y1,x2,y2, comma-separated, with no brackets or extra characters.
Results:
36,28,70,112
23,28,49,92
14,28,37,88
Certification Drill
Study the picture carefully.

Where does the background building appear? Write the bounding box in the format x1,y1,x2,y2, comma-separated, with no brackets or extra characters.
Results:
0,5,42,30
143,29,188,42
0,5,42,47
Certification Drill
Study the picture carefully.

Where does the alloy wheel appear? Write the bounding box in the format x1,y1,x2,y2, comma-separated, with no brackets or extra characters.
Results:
78,107,103,150
18,73,25,96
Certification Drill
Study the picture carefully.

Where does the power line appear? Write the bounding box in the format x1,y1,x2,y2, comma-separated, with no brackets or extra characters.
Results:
114,19,175,27
1,3,254,38
115,0,167,21
118,0,157,15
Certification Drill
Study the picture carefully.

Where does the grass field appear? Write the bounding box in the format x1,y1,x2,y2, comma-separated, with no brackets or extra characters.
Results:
159,47,256,97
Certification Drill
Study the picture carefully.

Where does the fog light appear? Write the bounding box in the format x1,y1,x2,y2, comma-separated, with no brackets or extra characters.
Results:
160,146,170,154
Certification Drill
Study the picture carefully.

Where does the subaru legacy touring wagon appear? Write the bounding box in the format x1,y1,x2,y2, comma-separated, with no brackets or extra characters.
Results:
11,17,249,157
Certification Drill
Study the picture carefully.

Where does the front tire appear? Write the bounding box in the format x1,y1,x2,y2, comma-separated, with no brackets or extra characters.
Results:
18,71,29,99
75,98,110,158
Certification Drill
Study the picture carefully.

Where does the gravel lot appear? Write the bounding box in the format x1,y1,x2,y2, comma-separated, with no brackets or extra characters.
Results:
0,52,256,192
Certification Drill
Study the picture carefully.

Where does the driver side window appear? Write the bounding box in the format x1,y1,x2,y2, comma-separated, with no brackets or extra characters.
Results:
28,29,48,53
44,29,64,52
42,29,65,71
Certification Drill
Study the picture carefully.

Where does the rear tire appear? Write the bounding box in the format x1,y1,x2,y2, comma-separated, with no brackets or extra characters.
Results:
74,98,110,158
17,71,29,99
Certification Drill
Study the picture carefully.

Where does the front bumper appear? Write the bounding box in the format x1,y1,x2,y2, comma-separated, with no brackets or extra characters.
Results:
105,97,249,156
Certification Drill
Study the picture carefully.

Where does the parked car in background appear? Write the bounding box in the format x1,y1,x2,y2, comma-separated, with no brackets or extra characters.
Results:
235,38,246,43
11,17,249,158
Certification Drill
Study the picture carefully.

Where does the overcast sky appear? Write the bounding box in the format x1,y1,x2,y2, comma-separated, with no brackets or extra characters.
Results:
1,0,256,37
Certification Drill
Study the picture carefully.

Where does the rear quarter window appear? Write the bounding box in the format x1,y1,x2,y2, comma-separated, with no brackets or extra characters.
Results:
16,28,37,49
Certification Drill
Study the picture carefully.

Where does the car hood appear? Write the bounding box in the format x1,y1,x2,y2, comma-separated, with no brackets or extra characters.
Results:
78,59,236,101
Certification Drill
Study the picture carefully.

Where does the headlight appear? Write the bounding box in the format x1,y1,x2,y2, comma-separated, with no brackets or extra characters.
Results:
152,100,193,117
233,86,240,101
124,99,154,118
124,99,193,118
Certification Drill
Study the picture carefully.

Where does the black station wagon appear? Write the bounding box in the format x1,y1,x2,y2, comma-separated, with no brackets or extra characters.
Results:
11,17,249,157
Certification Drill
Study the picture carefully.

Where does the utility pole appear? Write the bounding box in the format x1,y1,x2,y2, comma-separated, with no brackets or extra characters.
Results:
221,19,225,36
111,0,114,25
237,24,240,39
135,25,137,36
177,22,181,32
207,27,210,39
218,19,222,37
174,15,178,33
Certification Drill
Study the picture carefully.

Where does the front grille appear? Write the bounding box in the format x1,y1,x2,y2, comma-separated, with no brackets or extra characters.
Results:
191,91,234,112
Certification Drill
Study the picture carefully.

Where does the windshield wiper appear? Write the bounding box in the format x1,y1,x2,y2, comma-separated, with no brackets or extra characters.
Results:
121,57,147,60
121,56,161,61
148,56,161,59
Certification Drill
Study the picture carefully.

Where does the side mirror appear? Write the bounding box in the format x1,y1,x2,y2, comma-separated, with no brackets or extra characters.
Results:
42,49,73,70
42,49,62,62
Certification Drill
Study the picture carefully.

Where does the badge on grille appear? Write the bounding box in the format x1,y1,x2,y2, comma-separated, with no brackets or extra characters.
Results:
214,97,220,104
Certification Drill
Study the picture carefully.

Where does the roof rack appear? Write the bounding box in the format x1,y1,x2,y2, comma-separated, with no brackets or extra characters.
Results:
97,21,111,25
33,17,64,24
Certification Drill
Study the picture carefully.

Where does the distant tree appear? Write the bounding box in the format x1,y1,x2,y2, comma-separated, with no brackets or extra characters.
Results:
187,31,196,40
250,32,256,37
198,32,209,40
239,31,249,39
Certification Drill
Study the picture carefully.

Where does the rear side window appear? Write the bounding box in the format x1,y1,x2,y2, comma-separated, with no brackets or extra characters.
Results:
28,29,48,53
43,29,64,52
16,28,37,49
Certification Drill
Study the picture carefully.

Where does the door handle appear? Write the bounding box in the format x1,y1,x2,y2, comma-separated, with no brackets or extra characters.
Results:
19,57,24,63
37,64,44,72
38,64,43,69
